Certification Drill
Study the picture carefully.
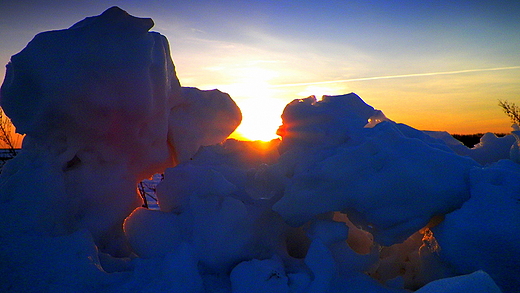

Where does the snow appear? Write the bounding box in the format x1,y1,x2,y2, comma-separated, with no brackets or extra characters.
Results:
0,5,239,257
425,131,516,165
432,160,520,292
230,256,290,293
1,6,518,293
273,116,479,246
414,270,502,293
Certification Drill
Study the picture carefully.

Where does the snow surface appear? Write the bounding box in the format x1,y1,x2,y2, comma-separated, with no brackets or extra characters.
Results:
1,6,519,293
424,131,516,166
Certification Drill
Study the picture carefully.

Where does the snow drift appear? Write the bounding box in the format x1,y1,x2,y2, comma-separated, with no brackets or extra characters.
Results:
1,6,518,293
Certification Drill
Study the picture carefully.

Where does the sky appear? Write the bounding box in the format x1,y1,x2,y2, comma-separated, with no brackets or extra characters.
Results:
1,0,519,141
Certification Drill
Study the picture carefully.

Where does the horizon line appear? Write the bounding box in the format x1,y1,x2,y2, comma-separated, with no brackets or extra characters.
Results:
270,66,520,88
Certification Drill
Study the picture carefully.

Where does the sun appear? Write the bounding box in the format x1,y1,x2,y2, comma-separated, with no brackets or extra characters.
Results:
229,97,285,141
214,65,287,142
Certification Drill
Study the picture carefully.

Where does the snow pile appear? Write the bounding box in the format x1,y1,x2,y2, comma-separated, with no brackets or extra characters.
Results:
1,7,519,293
170,87,242,163
272,96,479,245
509,125,520,163
415,270,502,293
433,160,520,292
425,131,516,165
0,7,240,291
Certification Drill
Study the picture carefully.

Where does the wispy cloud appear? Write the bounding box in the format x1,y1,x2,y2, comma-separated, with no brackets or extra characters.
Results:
271,66,520,88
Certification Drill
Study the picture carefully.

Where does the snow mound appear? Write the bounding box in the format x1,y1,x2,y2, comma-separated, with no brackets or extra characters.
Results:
0,4,240,280
415,270,502,293
272,95,479,246
426,131,516,165
433,160,520,292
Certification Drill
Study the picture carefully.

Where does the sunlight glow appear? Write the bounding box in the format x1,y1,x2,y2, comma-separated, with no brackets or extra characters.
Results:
212,64,286,141
229,97,285,141
208,63,520,139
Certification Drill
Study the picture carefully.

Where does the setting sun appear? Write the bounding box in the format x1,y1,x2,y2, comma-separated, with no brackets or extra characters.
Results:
210,64,287,141
228,97,285,141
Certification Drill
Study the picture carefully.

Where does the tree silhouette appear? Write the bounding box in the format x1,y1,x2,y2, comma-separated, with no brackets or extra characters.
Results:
498,100,520,125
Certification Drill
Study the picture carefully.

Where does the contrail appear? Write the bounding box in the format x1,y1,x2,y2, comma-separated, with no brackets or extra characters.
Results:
270,66,520,88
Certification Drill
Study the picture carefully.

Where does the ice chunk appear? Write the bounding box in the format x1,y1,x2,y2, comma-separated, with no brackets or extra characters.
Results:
128,242,203,292
0,6,241,257
169,87,241,163
230,256,289,293
125,162,286,273
307,219,349,246
415,270,502,293
305,238,336,292
182,139,282,203
155,163,237,213
274,121,479,245
0,6,181,256
468,133,515,165
123,207,182,258
433,161,520,292
426,131,516,166
509,127,520,163
276,93,379,153
1,7,179,176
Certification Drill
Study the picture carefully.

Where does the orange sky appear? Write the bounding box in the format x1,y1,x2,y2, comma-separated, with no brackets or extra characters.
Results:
192,64,520,141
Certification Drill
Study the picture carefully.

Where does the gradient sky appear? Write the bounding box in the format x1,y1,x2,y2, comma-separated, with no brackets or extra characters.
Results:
1,0,519,141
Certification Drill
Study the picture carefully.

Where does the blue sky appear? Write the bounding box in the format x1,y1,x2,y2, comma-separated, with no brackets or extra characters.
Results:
1,0,519,140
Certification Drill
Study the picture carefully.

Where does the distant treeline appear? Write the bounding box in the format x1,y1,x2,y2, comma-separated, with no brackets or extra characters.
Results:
451,133,508,148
